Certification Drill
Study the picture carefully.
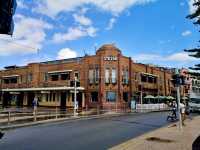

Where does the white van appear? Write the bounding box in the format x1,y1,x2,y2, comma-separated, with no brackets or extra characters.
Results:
188,98,200,112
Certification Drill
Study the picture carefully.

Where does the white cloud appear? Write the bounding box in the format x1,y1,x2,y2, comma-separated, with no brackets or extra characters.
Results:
181,30,192,36
106,18,117,30
17,0,28,9
57,48,78,59
0,15,52,56
188,0,197,13
133,52,198,63
35,0,157,18
53,26,97,43
73,14,92,26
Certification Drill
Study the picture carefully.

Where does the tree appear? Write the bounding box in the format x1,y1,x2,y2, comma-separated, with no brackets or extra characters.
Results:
184,0,200,71
0,0,17,35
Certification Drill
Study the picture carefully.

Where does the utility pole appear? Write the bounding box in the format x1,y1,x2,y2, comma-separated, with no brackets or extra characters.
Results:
175,69,182,131
74,76,78,117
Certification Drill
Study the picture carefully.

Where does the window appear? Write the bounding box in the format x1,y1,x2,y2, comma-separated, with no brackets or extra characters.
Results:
74,72,79,80
51,74,59,81
122,69,129,84
61,73,70,80
123,92,129,102
141,75,147,82
111,68,117,84
46,94,49,102
91,92,98,102
148,77,153,83
4,79,9,84
105,68,110,84
106,91,116,102
44,73,48,81
52,93,56,102
10,77,17,84
94,68,99,84
27,73,33,82
89,69,94,84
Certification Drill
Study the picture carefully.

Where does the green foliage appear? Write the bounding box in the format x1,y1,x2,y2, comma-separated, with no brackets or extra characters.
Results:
185,0,200,71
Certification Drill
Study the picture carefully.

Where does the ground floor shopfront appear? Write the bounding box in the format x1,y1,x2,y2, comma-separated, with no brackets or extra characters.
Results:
0,87,85,109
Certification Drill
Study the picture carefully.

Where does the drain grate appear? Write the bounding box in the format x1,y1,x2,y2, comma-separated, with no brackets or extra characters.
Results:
146,137,175,143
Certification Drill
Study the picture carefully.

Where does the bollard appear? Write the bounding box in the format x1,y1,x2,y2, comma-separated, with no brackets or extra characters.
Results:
33,109,37,122
97,105,100,115
8,111,11,124
55,107,58,119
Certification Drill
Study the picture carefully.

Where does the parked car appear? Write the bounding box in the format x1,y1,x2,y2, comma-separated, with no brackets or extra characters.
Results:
188,98,200,112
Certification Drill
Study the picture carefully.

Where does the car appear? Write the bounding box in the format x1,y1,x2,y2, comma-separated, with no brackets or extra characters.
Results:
188,98,200,113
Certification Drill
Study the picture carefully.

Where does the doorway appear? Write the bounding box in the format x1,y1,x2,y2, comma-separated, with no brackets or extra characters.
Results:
3,92,11,107
60,92,67,109
27,93,35,107
16,93,24,107
77,92,82,108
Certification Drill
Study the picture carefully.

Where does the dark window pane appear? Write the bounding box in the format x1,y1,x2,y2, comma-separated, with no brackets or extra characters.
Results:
91,92,98,102
106,92,116,102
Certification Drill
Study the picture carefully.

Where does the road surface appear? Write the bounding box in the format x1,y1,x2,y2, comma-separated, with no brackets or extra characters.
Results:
0,111,170,150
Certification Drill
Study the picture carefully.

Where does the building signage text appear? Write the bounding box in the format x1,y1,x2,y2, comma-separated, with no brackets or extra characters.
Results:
104,56,117,61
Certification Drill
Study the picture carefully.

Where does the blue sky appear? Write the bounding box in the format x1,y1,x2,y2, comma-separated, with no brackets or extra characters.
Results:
0,0,199,69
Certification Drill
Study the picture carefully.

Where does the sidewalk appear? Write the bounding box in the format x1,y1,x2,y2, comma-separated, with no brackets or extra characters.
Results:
110,116,200,150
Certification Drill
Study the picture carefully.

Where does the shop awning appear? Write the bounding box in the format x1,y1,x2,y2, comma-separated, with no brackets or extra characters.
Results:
1,86,85,92
48,70,72,74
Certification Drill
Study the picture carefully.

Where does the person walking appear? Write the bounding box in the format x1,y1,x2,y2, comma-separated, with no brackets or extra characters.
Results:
33,96,38,116
180,102,186,126
172,101,177,119
0,131,4,139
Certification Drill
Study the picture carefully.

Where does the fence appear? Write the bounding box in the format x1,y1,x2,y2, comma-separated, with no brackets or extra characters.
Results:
136,103,169,112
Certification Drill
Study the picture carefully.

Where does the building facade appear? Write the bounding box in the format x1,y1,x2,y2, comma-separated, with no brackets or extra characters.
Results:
0,44,182,109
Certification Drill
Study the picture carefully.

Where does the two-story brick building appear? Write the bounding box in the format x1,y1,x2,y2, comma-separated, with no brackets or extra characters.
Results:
0,44,179,109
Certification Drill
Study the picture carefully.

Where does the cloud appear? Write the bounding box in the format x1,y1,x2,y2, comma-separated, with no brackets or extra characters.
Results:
188,0,197,13
0,15,52,56
73,14,92,26
106,18,117,30
34,0,157,18
57,48,78,59
17,0,28,9
52,26,97,43
133,52,198,63
181,30,192,36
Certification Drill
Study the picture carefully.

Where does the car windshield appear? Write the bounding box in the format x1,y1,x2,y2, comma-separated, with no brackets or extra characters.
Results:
190,99,200,104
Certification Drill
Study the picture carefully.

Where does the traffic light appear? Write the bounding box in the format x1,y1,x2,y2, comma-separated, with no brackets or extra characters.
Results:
0,0,17,35
171,75,186,86
171,74,180,86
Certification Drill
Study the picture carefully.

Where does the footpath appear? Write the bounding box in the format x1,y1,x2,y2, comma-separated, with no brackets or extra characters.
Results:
110,116,200,150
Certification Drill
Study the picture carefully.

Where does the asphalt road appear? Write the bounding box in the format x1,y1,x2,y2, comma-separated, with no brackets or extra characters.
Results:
0,111,170,150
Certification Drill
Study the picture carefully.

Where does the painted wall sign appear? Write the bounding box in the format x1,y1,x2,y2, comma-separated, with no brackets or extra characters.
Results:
104,56,117,61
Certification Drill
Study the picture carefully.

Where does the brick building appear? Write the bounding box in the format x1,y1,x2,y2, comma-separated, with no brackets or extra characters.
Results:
0,44,179,109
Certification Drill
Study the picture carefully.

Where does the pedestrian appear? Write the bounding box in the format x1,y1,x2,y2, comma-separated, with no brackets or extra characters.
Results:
180,102,186,126
33,96,38,115
172,101,177,119
0,131,4,139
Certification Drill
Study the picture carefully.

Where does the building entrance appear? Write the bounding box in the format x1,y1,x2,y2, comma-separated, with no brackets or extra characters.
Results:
27,93,35,107
3,92,11,107
60,92,67,109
